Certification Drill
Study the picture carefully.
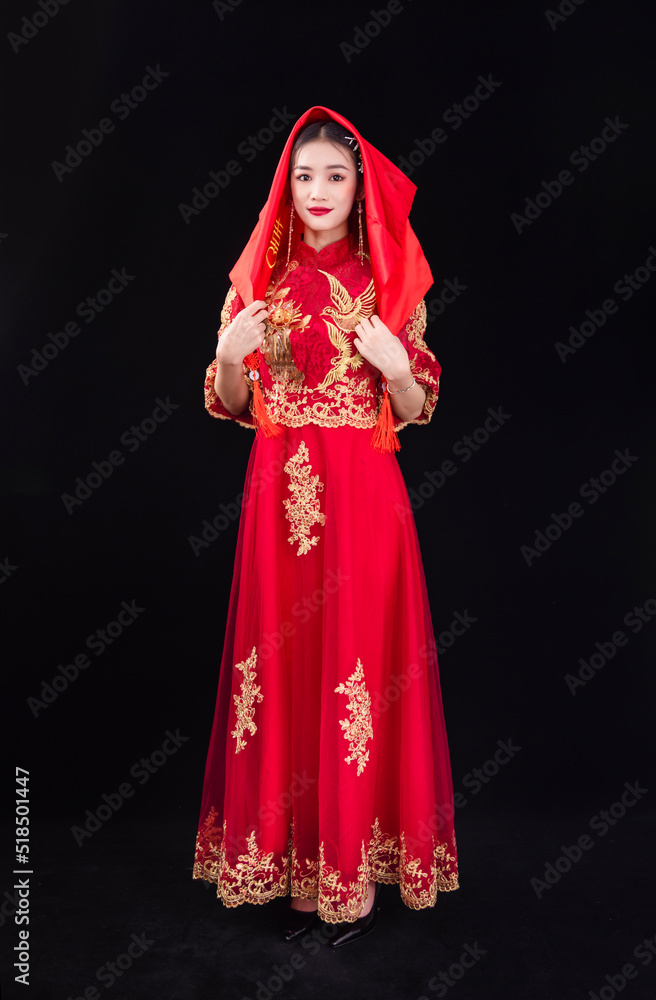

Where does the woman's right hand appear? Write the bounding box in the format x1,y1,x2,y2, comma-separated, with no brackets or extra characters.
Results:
216,300,268,365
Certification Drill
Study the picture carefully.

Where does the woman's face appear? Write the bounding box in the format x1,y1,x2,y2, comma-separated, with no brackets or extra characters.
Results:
290,140,361,249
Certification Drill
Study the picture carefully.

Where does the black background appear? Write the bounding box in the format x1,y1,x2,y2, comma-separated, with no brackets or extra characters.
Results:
2,1,655,997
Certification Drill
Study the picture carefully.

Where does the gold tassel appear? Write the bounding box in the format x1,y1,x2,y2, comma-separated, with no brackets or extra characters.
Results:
371,382,401,453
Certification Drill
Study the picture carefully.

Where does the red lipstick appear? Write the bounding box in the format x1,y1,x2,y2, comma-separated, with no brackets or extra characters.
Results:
308,208,332,215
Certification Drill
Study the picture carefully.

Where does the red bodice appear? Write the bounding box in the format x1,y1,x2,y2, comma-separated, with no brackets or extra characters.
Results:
205,233,441,432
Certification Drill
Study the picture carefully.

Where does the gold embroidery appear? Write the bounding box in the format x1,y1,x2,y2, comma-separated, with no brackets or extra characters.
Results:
261,283,311,370
315,322,364,392
219,284,238,332
315,272,374,392
231,647,263,753
317,840,369,923
283,441,326,555
334,658,374,775
193,810,290,906
317,271,377,330
193,811,459,920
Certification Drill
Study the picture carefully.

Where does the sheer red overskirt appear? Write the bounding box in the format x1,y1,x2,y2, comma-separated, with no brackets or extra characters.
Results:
193,423,459,922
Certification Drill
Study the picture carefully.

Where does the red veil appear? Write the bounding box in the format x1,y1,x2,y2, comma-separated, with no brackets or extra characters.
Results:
229,106,434,338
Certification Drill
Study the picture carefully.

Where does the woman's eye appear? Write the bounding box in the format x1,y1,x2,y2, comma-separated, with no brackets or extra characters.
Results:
296,173,310,181
330,174,345,182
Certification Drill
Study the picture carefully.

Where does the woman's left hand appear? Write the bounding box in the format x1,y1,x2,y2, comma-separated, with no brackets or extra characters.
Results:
353,315,412,382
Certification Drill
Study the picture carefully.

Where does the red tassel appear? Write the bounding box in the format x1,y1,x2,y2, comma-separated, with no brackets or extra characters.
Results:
371,382,401,453
244,351,281,438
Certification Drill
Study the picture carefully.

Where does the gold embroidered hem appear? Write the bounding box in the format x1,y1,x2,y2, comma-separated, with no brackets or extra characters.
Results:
193,809,459,922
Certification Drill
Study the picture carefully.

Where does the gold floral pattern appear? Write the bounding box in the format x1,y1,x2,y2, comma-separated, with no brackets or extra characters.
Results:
231,647,263,753
334,658,374,775
193,811,459,920
283,441,326,555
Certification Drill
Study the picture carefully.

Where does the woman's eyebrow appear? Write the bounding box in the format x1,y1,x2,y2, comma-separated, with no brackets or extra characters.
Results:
293,163,351,171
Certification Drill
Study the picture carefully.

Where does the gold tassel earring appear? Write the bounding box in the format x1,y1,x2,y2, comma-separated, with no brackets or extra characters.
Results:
357,200,365,263
286,203,295,266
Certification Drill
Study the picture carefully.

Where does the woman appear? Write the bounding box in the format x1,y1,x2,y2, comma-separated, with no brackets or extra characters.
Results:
192,106,459,948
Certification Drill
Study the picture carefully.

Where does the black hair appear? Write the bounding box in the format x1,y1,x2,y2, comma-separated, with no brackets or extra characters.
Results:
290,121,362,176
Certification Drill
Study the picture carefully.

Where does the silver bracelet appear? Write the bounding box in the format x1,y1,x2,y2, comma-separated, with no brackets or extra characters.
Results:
386,378,416,394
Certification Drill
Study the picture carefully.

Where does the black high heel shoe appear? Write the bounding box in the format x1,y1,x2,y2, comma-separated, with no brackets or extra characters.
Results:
329,883,381,948
283,902,320,942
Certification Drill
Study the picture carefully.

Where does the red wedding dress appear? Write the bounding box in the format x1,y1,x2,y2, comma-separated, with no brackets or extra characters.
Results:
193,231,459,922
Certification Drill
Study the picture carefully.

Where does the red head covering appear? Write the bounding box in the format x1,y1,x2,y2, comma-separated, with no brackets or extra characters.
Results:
229,106,433,336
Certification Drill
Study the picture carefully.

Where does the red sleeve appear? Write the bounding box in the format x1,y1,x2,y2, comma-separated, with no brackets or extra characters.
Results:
204,284,255,429
392,300,442,429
